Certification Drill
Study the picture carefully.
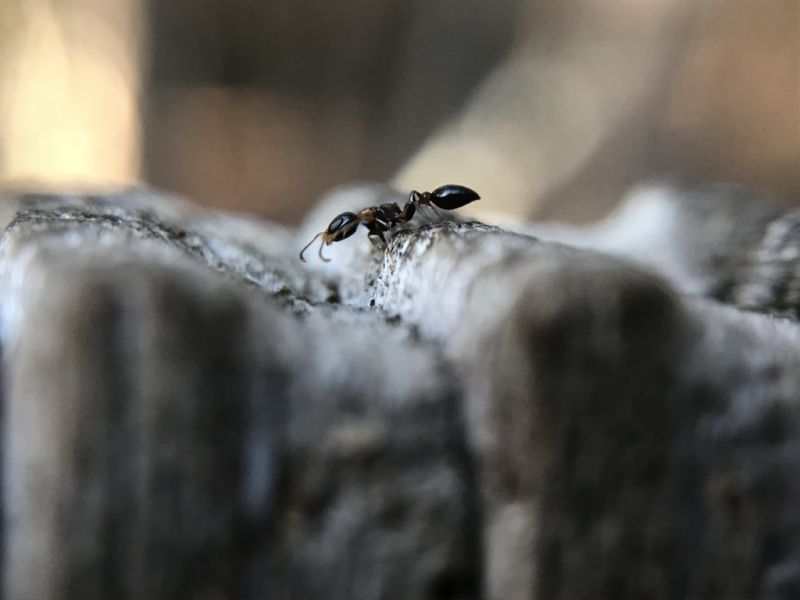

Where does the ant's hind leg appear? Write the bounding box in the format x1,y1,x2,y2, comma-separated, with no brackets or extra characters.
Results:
428,204,443,219
417,204,441,220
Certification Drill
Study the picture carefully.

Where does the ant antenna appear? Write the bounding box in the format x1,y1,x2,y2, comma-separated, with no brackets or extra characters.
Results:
318,239,331,262
299,232,323,262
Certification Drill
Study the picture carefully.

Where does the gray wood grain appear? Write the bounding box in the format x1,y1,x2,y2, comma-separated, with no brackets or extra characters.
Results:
2,185,800,599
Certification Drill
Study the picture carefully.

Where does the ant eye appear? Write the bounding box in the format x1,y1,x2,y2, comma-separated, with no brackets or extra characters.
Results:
327,212,356,234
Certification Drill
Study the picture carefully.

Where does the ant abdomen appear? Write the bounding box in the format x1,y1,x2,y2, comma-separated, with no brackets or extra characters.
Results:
429,184,480,210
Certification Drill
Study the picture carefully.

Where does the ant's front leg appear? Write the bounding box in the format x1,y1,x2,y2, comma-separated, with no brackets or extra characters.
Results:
368,231,387,249
363,219,388,249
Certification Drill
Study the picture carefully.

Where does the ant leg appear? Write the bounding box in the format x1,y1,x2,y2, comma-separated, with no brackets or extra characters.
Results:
299,231,323,262
428,204,443,219
416,204,439,220
399,200,416,222
368,231,387,249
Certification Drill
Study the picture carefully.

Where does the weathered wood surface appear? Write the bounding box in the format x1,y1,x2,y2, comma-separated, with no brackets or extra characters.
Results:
1,184,800,599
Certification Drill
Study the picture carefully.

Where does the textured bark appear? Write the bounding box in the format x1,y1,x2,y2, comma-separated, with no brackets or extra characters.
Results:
2,184,800,599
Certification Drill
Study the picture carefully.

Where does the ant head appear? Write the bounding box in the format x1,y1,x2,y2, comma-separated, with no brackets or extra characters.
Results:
299,211,360,262
324,212,359,243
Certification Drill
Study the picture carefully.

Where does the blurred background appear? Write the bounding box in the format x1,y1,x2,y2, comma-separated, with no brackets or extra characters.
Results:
0,0,797,224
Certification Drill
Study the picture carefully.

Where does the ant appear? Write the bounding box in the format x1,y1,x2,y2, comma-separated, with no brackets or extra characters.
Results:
299,184,480,262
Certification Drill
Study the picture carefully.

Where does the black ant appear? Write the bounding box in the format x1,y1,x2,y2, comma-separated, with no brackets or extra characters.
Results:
299,184,480,262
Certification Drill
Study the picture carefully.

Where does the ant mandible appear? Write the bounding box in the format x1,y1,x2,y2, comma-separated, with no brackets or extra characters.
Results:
299,184,480,262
